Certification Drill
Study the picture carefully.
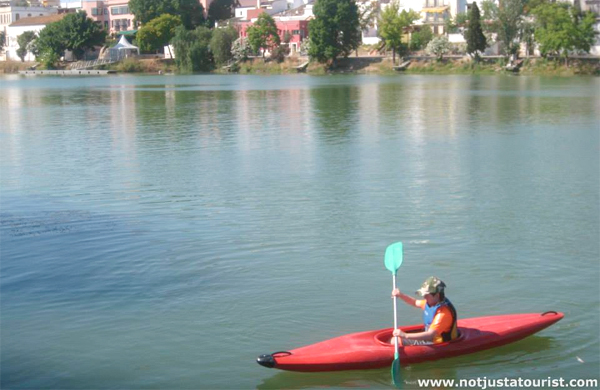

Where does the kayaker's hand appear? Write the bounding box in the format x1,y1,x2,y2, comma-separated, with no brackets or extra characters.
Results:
391,288,401,298
393,329,405,338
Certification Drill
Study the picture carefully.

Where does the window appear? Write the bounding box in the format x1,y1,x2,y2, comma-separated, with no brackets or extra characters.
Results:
104,21,108,29
111,6,129,15
92,8,98,15
292,30,300,35
104,9,108,15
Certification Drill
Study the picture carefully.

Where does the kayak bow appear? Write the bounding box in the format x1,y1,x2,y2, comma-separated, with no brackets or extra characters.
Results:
257,311,563,372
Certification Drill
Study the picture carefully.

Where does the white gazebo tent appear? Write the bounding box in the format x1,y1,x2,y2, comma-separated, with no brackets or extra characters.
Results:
109,35,140,61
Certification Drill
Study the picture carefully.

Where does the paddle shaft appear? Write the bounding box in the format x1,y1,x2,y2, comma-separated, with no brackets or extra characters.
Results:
392,274,399,359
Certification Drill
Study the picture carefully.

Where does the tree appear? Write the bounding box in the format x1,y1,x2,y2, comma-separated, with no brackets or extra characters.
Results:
480,0,497,22
129,0,205,29
60,12,106,60
34,12,105,63
359,1,378,33
518,19,535,57
465,2,487,60
299,38,310,56
136,14,181,54
524,0,550,14
480,0,499,39
308,0,361,64
17,31,37,62
409,25,433,51
445,12,468,34
209,26,238,65
179,0,206,29
426,35,451,60
231,37,252,61
246,13,280,58
34,22,66,68
496,0,524,57
207,0,239,26
532,3,596,64
378,1,419,64
171,25,213,72
0,31,6,54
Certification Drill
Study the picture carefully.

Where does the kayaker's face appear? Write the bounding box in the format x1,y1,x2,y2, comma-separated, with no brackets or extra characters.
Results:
425,293,440,306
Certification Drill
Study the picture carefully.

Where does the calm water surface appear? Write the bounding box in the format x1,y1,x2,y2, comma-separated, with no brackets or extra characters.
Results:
1,74,599,389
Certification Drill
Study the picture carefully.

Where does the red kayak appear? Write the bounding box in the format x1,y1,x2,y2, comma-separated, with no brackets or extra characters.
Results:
257,311,563,372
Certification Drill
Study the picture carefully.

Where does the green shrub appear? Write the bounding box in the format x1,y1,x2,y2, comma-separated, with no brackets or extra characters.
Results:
117,58,144,72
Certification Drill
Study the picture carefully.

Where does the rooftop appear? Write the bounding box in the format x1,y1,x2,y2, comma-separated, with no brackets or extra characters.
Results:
9,12,65,26
273,0,314,17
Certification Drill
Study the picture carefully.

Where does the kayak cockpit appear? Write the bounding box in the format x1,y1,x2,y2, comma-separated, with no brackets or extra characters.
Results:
373,325,425,346
374,326,465,347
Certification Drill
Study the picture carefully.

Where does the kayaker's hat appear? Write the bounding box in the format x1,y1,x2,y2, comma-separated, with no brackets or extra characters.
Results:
416,276,446,296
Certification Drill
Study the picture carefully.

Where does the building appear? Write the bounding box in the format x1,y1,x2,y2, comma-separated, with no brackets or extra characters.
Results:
1,0,59,60
60,1,82,10
81,0,135,35
235,0,313,54
393,0,467,34
4,12,65,60
359,0,468,45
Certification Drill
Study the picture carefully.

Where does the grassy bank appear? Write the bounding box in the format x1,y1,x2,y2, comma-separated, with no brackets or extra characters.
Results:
226,56,599,76
0,61,37,73
210,57,316,75
101,58,177,74
332,57,600,76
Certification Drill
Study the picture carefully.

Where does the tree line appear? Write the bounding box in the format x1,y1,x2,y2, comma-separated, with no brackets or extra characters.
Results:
435,0,595,63
11,0,598,70
10,0,239,68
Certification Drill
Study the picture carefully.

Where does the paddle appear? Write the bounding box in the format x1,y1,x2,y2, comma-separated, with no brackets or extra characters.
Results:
384,242,404,388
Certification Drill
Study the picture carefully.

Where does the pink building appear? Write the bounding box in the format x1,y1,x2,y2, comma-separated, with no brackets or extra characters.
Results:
236,2,313,53
82,0,136,35
238,18,309,49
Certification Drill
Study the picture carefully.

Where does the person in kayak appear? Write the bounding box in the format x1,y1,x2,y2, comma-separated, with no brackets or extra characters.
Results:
391,276,459,345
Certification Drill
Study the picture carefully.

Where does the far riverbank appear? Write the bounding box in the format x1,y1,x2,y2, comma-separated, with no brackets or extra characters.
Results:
221,56,600,76
3,55,599,76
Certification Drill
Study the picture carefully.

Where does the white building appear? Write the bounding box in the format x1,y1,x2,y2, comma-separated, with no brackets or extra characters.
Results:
59,0,81,10
397,0,467,33
360,0,468,45
1,0,59,59
4,12,64,61
234,0,310,20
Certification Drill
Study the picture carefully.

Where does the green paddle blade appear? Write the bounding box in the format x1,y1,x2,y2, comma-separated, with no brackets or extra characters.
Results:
384,242,403,275
391,357,402,387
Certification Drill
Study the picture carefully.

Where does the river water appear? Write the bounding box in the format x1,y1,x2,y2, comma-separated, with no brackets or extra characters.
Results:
1,74,598,389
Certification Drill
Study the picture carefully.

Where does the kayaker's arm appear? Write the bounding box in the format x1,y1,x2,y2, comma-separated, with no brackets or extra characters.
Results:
391,289,420,308
393,328,436,342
